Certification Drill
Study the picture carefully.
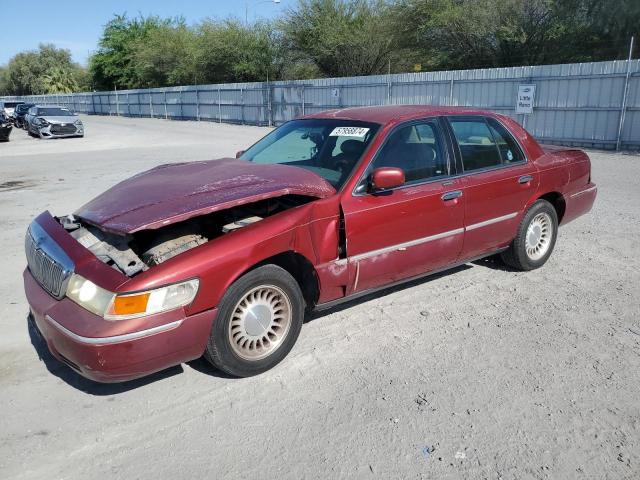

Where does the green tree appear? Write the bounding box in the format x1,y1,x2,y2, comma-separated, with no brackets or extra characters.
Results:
41,66,80,93
195,19,287,83
89,14,176,90
390,0,639,71
281,0,398,77
0,66,7,95
132,22,198,87
2,44,85,95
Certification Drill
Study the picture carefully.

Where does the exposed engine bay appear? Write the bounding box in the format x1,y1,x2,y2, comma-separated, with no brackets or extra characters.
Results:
58,195,313,276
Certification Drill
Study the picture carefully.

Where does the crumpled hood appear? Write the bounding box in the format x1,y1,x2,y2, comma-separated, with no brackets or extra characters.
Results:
40,116,80,124
75,158,336,235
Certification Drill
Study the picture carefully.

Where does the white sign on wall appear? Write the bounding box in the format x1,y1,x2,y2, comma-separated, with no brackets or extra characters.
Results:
516,85,536,114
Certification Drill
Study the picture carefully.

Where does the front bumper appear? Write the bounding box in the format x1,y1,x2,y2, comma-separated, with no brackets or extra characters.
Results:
25,268,216,383
36,123,84,138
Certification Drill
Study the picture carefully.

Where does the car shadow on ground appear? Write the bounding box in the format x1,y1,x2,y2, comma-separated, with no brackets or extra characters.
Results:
306,263,475,321
471,254,519,272
27,316,185,395
25,256,511,393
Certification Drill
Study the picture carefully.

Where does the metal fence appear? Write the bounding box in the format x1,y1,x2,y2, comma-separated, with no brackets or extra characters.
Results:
4,59,639,149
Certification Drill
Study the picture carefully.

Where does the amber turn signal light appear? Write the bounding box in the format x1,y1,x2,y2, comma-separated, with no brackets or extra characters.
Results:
111,293,150,316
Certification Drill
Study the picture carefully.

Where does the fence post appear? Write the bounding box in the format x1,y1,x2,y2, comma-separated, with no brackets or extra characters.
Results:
149,89,153,118
179,87,184,119
240,87,245,125
449,78,454,105
164,90,168,119
387,78,392,105
218,87,222,123
301,85,305,115
267,83,273,127
616,36,634,151
127,93,131,116
195,85,200,121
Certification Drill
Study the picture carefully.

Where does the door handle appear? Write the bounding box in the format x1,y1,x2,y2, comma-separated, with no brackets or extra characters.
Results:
518,175,533,184
441,190,463,201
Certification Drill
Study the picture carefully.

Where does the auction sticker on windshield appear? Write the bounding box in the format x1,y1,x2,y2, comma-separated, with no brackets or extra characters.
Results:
329,127,370,137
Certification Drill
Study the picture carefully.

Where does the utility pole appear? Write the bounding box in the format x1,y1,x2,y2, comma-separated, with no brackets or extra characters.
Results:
616,36,634,151
245,0,280,24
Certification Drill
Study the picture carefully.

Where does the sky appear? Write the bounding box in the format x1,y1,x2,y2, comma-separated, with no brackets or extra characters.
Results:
0,0,293,66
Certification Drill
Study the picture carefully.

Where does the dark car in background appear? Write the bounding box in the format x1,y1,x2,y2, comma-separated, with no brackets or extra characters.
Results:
0,112,13,141
13,103,35,129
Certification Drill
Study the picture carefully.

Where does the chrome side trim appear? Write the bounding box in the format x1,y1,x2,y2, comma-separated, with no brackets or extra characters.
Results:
334,212,516,265
350,227,464,262
466,212,518,231
44,315,183,345
570,186,597,198
316,247,509,311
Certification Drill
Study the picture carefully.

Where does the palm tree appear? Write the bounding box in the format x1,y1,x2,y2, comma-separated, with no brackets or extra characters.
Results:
42,66,79,94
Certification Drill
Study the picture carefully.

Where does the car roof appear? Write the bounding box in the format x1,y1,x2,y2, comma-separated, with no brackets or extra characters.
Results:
302,105,502,125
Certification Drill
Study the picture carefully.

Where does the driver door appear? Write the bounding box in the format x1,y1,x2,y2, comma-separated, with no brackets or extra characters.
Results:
340,118,465,293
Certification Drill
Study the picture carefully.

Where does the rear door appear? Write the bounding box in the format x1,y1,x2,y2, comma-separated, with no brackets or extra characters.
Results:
446,116,537,259
341,118,465,293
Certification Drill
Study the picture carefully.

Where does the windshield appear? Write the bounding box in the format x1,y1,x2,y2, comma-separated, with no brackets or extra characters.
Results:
37,107,74,116
240,119,380,189
16,104,33,113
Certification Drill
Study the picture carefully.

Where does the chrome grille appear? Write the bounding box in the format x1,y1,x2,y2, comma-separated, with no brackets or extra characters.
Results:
50,124,77,134
25,225,73,299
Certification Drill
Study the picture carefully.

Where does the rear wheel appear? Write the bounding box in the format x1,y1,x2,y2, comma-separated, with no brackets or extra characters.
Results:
501,199,558,271
204,265,304,377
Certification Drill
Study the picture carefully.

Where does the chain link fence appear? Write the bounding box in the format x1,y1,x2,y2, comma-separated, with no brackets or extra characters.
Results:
3,59,639,149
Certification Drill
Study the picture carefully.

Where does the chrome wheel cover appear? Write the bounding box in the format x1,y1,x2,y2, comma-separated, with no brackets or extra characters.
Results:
228,285,292,361
525,212,553,261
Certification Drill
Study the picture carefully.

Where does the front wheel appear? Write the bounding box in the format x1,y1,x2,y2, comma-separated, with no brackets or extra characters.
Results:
204,265,304,377
501,199,558,271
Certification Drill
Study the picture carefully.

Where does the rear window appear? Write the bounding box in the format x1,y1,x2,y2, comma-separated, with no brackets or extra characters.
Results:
449,117,525,172
15,104,33,114
486,118,525,164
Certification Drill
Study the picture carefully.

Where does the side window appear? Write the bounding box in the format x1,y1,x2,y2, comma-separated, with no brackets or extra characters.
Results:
370,121,448,184
486,118,525,164
449,119,502,171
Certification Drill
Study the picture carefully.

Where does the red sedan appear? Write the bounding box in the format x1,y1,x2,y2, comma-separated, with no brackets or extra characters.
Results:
24,106,597,381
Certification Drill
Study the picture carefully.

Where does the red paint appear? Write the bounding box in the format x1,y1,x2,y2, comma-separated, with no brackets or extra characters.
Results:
75,158,336,235
24,106,596,382
371,167,405,190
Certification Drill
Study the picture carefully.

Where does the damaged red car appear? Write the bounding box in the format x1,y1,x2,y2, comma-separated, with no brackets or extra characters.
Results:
24,106,597,381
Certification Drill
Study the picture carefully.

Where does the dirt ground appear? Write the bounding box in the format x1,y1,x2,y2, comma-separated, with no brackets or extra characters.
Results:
0,116,638,480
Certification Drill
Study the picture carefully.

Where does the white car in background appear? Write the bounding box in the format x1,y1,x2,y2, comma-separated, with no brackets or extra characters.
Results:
26,106,84,139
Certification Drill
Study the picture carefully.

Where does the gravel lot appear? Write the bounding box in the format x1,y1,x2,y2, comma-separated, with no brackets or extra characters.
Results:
1,115,639,480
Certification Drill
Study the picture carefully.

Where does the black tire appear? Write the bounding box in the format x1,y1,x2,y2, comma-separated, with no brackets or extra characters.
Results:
204,264,305,377
501,199,558,271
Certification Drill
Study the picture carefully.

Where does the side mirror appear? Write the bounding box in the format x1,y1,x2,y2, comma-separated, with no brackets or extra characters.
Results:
235,150,245,159
370,167,405,192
